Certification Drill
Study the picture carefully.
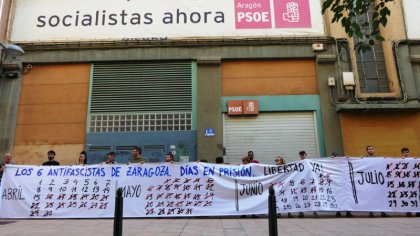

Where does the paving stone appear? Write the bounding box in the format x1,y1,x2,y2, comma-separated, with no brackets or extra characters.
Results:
1,217,420,235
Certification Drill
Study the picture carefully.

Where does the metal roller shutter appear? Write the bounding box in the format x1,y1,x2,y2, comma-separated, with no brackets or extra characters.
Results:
91,62,192,113
224,112,319,164
89,61,193,133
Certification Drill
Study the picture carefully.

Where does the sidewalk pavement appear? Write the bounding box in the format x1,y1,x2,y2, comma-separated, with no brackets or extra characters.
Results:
1,213,419,236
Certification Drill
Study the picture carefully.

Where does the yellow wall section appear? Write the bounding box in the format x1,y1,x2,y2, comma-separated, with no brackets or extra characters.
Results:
222,60,318,96
13,144,86,165
13,64,91,165
340,112,420,157
326,0,406,98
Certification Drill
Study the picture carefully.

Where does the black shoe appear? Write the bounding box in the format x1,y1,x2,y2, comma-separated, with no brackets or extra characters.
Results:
336,212,342,217
369,212,374,218
407,212,412,217
313,212,318,218
346,211,353,218
298,212,304,218
287,213,293,218
380,212,389,217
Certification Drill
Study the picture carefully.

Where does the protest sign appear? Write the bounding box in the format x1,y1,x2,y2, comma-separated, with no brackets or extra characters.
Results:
0,158,419,218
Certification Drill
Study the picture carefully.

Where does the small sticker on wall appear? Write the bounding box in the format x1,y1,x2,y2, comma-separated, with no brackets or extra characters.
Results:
204,128,215,137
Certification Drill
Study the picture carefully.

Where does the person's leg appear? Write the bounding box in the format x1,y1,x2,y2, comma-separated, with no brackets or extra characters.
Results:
380,212,389,217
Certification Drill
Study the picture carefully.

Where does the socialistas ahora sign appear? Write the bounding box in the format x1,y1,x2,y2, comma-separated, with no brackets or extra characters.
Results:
10,0,324,42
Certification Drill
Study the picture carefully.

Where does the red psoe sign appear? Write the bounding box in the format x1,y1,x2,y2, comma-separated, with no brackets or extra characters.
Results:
227,100,243,115
227,100,259,115
243,100,259,114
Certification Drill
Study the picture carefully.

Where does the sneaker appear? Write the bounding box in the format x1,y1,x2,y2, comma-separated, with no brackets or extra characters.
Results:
407,212,412,217
336,212,342,217
313,212,318,218
380,212,389,217
287,213,293,218
298,212,304,218
346,211,353,218
369,212,374,218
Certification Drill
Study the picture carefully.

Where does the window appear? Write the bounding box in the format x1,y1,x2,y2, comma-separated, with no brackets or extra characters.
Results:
354,5,390,93
89,112,192,133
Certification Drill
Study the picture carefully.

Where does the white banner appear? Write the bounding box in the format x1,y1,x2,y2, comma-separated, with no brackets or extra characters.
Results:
347,158,420,211
0,158,419,218
10,0,325,42
403,0,420,39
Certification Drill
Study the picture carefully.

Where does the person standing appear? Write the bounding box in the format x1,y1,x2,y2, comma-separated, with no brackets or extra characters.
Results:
104,152,117,164
401,147,410,158
332,153,353,218
215,156,224,164
165,152,174,163
403,147,412,216
247,150,259,163
241,155,258,218
364,145,389,217
77,151,88,165
242,156,251,165
401,148,419,217
274,155,292,218
365,145,375,157
299,150,307,160
0,152,15,182
275,156,285,165
130,147,147,163
42,150,60,166
298,150,307,217
296,150,318,218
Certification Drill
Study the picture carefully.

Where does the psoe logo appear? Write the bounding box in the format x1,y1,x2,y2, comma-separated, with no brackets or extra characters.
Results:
234,0,312,29
234,0,272,29
283,2,300,23
274,0,312,28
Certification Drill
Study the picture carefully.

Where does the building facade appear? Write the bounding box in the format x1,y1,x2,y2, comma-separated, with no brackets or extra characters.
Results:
0,0,419,165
